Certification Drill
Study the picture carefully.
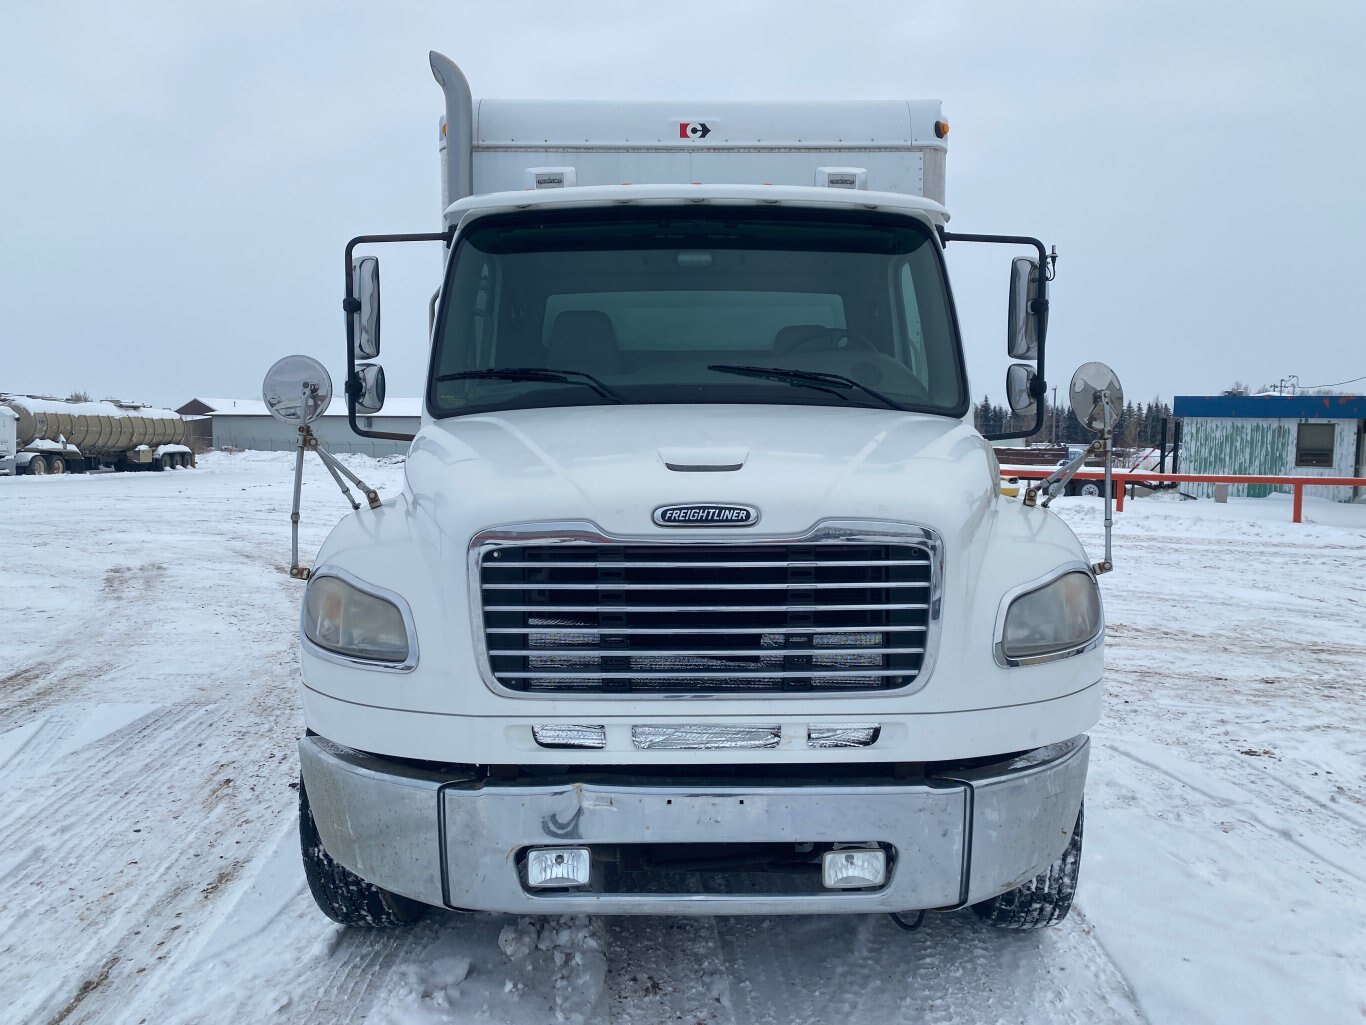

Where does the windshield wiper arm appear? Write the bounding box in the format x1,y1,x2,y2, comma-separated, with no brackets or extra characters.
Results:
435,367,625,404
708,364,904,411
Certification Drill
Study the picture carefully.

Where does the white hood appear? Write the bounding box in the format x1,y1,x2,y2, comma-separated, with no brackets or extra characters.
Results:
404,404,997,547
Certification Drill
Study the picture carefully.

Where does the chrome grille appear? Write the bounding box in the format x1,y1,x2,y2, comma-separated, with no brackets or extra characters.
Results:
477,536,936,695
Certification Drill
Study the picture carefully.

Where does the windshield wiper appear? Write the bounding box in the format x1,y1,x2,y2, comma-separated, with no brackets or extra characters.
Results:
435,367,625,404
708,364,904,411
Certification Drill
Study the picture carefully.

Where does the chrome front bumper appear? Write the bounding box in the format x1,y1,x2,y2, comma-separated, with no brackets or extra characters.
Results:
299,734,1089,915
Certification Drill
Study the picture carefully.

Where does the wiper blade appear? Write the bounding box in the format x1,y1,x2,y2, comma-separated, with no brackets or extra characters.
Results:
435,367,625,404
708,364,904,411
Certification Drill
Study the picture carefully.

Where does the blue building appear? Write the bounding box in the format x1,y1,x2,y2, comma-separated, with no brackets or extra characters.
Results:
1172,394,1366,502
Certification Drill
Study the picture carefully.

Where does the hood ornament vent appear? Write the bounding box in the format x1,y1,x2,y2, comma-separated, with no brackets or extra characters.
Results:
653,503,759,527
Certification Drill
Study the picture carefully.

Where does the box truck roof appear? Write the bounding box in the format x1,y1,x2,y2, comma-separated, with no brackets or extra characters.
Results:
443,182,949,226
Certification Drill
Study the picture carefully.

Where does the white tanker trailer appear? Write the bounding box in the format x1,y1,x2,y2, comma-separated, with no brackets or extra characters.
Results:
1,396,195,475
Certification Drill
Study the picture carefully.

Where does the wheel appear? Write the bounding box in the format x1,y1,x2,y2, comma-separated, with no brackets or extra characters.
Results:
151,456,165,472
298,775,426,928
1047,481,1066,498
1078,481,1105,498
971,804,1083,930
27,455,48,475
49,456,66,474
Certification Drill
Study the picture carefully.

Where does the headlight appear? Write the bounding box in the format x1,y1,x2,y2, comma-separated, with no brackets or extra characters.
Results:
302,571,415,668
998,570,1102,665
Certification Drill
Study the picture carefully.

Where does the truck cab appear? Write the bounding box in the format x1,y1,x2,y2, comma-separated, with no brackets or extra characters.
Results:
290,53,1104,930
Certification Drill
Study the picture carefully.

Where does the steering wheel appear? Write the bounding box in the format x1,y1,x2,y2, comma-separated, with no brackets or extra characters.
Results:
783,328,879,355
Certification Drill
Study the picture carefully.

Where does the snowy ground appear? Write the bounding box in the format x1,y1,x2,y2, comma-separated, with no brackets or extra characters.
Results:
2,453,1363,1025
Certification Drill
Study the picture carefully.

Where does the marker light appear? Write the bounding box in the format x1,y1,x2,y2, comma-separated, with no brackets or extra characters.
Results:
822,848,887,889
934,120,950,139
526,847,592,888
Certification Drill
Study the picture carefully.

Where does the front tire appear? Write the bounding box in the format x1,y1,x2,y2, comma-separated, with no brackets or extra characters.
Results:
298,775,426,928
27,455,48,475
971,804,1083,930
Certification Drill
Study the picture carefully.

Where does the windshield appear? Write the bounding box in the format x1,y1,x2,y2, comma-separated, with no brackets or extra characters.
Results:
429,206,966,417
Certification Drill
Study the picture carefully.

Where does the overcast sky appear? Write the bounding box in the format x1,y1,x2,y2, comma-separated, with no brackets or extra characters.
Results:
4,1,1364,413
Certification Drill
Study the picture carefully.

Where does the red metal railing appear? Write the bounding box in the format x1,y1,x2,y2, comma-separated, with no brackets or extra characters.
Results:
1002,470,1366,523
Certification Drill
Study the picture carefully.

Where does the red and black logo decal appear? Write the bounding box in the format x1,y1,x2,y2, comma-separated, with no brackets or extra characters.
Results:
679,121,712,140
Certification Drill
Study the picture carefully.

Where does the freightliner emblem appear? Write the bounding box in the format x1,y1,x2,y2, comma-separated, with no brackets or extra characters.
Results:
654,503,759,527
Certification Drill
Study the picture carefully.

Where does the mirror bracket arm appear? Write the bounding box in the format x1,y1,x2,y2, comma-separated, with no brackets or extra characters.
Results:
941,230,1052,441
342,228,452,443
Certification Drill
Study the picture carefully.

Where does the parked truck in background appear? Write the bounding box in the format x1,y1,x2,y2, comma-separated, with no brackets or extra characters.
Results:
282,53,1113,931
1,396,195,474
0,406,16,476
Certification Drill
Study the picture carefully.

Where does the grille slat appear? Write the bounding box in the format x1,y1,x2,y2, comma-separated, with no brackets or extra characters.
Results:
485,625,928,635
487,559,930,569
484,602,931,613
491,647,926,658
478,540,934,695
482,580,929,591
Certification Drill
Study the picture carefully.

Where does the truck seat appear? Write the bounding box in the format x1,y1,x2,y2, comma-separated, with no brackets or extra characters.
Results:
547,311,622,374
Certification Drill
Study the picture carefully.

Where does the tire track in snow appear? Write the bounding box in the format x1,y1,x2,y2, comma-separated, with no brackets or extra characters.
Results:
1105,742,1366,887
705,912,1147,1025
604,915,737,1025
0,698,301,1025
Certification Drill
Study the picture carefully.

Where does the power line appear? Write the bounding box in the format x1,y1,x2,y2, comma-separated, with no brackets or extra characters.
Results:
1295,373,1366,390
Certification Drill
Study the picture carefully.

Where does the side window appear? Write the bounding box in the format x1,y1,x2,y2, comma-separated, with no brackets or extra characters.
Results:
1295,422,1335,467
897,262,927,384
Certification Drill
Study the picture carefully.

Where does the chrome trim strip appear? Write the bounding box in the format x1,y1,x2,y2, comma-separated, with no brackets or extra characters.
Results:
485,624,928,635
482,580,930,591
490,647,927,658
483,602,931,613
496,669,917,681
300,564,420,673
488,559,932,569
991,562,1104,669
467,518,944,701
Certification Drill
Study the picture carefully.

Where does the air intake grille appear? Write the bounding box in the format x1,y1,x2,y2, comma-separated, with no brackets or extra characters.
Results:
478,539,935,694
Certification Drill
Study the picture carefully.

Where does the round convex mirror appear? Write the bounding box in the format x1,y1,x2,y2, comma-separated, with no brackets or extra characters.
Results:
263,355,333,425
1069,362,1124,433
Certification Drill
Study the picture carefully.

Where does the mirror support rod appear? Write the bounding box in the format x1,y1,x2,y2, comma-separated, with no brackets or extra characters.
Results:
939,230,1052,441
342,230,453,441
1034,438,1105,508
1097,393,1115,574
288,424,381,580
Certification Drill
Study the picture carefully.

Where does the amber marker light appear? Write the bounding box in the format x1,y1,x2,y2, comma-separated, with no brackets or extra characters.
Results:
935,120,950,139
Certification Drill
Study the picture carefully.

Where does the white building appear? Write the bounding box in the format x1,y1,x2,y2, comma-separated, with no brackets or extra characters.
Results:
176,397,421,457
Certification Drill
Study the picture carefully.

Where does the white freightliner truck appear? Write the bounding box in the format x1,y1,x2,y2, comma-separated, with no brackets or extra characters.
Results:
279,53,1121,931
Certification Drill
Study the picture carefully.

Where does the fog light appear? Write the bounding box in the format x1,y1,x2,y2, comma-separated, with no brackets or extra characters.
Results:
821,848,886,889
526,847,591,888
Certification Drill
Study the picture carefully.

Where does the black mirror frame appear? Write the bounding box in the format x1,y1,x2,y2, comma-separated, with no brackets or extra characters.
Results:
343,230,453,441
938,229,1051,441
